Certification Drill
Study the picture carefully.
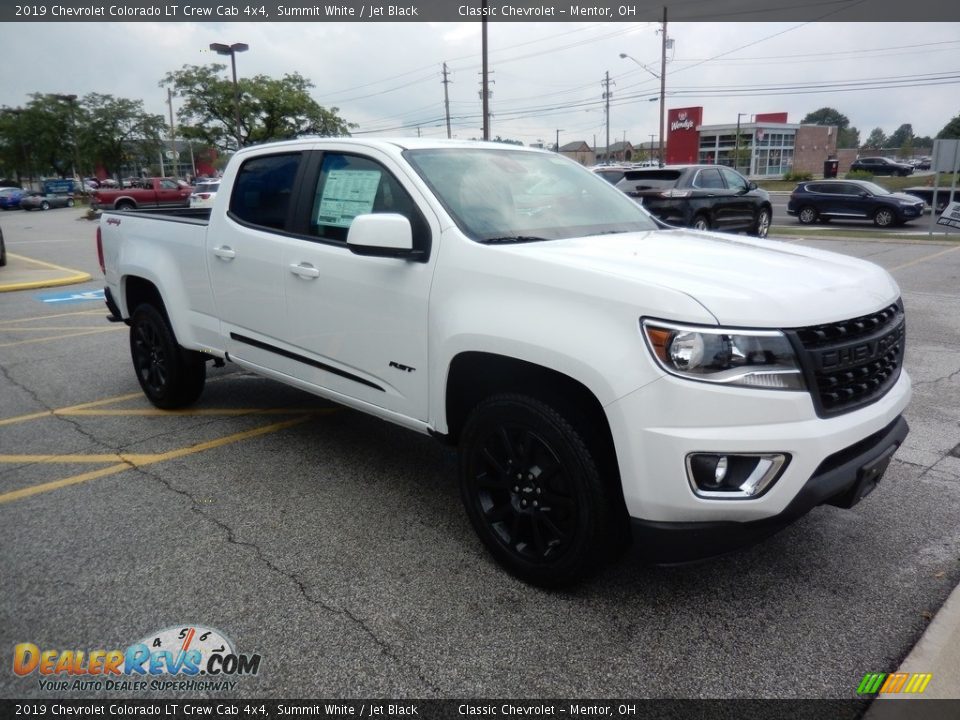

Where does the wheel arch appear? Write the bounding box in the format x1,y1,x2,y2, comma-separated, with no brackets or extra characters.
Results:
446,351,631,551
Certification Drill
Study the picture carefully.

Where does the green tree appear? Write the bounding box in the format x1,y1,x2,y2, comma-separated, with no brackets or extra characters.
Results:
864,127,887,150
885,123,913,149
80,93,166,179
161,64,355,153
937,113,960,139
800,107,858,148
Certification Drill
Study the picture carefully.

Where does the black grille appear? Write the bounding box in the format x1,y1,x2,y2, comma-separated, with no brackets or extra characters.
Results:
788,300,905,417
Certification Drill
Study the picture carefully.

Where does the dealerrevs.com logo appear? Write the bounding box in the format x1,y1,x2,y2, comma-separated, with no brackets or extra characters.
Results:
13,625,262,693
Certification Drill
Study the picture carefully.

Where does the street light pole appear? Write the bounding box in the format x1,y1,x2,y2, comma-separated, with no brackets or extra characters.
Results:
209,42,249,150
659,6,668,167
55,94,81,191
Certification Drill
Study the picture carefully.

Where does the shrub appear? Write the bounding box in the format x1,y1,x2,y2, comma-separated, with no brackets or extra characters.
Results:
846,170,874,180
782,171,813,182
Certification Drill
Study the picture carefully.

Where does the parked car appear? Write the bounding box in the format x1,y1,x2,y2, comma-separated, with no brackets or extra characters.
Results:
787,179,925,227
0,187,24,210
189,181,220,208
589,165,632,185
0,225,6,267
613,165,772,237
19,192,76,211
92,177,191,211
850,157,914,177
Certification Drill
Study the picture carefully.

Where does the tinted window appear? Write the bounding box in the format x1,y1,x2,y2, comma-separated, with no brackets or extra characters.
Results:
719,167,748,192
693,168,724,189
620,170,681,190
310,153,429,249
159,179,179,190
229,153,302,230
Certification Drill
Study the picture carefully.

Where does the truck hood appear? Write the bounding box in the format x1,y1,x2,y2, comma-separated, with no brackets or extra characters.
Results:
506,229,900,327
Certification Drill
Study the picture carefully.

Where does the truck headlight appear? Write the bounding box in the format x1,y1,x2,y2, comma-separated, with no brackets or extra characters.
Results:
641,319,806,391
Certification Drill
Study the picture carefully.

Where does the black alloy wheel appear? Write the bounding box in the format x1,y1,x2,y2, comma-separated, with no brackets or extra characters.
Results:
459,394,613,586
129,304,206,409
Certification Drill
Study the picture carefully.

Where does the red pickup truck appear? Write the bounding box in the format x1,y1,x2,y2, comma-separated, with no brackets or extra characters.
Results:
92,178,192,211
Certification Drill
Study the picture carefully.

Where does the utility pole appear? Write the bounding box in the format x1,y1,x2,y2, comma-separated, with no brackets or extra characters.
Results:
650,133,656,162
166,88,178,178
442,62,452,139
481,1,490,140
658,6,668,167
556,128,563,152
602,71,613,163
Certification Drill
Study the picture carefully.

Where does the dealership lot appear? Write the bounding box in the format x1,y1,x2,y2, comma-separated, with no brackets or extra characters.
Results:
1,210,959,699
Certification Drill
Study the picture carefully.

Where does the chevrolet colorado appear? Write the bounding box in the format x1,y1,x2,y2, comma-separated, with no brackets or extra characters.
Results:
97,139,911,586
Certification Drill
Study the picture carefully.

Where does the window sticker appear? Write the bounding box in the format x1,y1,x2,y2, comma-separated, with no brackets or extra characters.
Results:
316,169,382,228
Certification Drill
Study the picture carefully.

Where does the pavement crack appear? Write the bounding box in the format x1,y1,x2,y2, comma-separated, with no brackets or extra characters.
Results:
911,367,960,390
135,464,441,694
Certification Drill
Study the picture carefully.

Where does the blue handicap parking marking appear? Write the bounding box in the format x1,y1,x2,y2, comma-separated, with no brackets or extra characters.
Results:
35,289,106,304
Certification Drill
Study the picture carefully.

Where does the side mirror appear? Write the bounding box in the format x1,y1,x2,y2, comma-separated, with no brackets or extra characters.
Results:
346,214,421,260
747,181,758,191
859,191,869,198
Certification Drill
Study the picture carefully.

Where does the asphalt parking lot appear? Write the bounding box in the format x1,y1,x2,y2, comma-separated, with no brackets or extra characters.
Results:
1,209,959,701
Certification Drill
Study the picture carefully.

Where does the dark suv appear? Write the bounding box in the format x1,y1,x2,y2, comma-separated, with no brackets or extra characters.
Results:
849,157,914,176
612,165,772,237
788,179,925,227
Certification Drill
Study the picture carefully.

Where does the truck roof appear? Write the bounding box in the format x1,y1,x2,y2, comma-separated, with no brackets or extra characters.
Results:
236,137,546,155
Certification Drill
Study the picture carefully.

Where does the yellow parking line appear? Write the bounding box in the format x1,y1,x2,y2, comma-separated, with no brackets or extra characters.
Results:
0,253,91,292
0,453,162,464
0,416,315,505
0,327,123,348
63,408,328,417
0,309,104,325
0,391,149,427
889,244,960,272
0,326,112,332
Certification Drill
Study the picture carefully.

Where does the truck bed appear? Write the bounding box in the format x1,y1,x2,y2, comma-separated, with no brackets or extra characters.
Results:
103,207,212,224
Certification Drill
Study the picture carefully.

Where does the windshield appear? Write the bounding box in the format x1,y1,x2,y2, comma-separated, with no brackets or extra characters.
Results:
404,147,658,242
860,181,891,196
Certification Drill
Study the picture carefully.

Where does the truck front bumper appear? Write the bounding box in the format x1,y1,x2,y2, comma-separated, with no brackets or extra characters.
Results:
629,414,908,563
606,369,912,560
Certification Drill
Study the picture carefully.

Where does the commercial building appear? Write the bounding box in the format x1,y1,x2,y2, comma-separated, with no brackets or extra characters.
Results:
666,108,839,177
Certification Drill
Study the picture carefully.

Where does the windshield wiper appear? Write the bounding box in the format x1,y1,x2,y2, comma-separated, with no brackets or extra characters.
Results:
480,235,550,244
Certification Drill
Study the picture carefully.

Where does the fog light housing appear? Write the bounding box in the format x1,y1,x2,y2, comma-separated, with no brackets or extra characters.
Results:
686,453,789,499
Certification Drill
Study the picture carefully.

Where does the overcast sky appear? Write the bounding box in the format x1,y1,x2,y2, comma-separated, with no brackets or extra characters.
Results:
1,21,958,147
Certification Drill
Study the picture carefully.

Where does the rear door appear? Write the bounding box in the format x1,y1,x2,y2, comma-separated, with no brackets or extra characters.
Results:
208,150,308,369
690,167,731,228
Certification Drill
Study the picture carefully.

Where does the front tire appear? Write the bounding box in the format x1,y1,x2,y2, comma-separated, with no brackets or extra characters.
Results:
66,198,75,207
874,207,896,228
129,304,206,409
458,394,615,587
798,206,818,225
40,201,50,211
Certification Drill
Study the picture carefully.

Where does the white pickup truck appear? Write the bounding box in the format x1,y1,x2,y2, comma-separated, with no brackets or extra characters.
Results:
98,138,911,586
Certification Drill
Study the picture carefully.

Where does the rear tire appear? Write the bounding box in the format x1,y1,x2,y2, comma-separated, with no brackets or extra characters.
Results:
129,304,206,409
66,198,75,207
40,201,50,211
115,200,135,211
752,208,771,238
458,393,617,587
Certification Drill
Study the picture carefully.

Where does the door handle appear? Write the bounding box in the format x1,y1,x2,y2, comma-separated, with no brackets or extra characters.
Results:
212,246,236,260
289,262,320,279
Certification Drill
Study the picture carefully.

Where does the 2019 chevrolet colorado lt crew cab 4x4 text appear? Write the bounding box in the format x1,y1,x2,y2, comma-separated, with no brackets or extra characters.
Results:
97,139,910,586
